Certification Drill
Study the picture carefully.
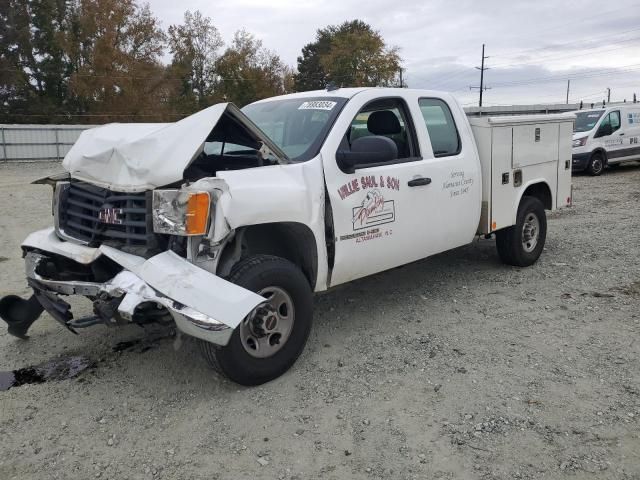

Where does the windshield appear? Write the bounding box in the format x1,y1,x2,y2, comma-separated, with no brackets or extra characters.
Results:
574,110,605,133
241,97,347,161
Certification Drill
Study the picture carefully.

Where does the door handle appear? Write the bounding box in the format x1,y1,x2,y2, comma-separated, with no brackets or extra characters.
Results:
619,132,625,135
408,177,432,187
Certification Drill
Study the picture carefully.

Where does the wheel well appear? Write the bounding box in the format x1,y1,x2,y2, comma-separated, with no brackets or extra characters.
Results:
522,182,552,210
219,222,318,289
592,148,608,163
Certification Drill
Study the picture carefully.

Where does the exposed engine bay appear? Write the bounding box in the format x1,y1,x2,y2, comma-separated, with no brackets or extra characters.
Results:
184,109,280,181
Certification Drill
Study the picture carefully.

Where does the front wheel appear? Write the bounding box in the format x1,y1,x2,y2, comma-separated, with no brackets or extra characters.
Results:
200,255,313,386
587,153,605,176
496,196,547,267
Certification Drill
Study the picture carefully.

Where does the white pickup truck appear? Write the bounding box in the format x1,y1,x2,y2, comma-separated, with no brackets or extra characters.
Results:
0,88,573,385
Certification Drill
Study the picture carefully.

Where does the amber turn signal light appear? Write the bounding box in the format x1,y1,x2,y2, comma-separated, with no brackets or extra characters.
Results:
185,192,210,235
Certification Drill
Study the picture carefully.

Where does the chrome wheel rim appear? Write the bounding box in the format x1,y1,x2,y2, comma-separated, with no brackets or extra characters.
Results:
239,286,295,358
521,212,540,253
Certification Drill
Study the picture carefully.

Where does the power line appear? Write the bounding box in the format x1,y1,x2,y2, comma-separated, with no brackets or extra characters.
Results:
489,63,640,88
421,25,640,91
490,35,640,69
427,67,476,89
490,26,640,66
488,8,640,60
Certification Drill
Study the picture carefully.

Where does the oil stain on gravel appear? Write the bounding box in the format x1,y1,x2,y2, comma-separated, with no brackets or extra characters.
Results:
0,355,93,391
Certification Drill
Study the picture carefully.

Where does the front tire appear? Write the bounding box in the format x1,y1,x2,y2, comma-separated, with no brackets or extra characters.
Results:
587,152,605,176
496,196,547,267
200,255,313,386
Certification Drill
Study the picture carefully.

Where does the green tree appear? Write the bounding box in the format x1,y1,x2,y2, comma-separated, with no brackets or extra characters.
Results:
215,30,289,107
167,10,223,111
67,0,169,122
295,20,401,91
295,28,333,91
0,0,78,123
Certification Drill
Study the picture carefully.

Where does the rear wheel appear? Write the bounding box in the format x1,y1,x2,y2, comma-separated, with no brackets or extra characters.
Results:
199,255,313,386
496,196,547,267
587,152,605,176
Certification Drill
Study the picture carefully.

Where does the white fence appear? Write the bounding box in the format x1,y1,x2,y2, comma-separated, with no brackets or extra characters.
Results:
0,124,94,162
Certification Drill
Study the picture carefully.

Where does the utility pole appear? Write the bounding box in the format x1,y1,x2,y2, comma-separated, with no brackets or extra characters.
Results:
566,79,570,104
607,87,611,103
399,67,404,88
470,44,490,107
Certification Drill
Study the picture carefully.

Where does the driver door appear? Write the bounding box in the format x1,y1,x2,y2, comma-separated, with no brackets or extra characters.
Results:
596,110,624,158
322,95,435,286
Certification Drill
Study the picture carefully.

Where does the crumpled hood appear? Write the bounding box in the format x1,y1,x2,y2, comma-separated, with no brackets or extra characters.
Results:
62,103,287,192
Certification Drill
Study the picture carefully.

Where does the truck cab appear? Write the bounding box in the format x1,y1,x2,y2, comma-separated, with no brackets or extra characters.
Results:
572,105,640,175
0,88,573,385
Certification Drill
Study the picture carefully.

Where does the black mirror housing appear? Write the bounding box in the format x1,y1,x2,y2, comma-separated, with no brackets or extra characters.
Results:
337,136,398,173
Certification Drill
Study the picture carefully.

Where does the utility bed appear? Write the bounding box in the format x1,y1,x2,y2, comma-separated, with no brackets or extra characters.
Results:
469,113,574,234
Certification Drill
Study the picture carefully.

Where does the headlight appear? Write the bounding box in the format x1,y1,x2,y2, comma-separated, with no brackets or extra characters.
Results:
152,190,211,236
572,136,588,148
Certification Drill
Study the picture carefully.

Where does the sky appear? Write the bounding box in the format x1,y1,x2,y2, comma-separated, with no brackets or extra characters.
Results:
146,0,640,107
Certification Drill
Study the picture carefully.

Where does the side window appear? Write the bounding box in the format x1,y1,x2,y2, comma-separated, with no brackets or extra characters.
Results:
345,98,418,160
610,111,621,132
595,112,617,138
418,98,461,157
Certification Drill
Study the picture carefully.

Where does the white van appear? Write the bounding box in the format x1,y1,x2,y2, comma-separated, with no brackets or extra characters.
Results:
572,104,640,175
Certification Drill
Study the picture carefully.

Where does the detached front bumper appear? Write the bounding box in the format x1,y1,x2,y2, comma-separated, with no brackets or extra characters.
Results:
11,228,264,345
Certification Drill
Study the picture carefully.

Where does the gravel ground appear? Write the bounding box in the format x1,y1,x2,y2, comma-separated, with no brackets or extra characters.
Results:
0,162,639,480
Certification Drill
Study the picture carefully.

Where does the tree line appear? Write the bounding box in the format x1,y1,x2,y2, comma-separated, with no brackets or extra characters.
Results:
0,0,402,124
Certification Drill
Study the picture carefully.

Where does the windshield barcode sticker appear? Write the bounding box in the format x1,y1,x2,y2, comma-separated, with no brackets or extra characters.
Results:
298,101,337,111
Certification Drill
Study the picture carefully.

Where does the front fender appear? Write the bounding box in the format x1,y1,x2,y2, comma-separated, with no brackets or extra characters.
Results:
213,159,330,290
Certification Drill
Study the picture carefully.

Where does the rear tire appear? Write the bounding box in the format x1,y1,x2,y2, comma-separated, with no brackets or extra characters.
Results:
496,196,547,267
587,152,605,176
199,255,313,386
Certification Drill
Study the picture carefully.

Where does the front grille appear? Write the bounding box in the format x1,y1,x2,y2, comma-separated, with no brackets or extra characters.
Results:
57,181,154,249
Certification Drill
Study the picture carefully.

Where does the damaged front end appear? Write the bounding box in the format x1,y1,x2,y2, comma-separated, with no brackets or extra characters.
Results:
0,101,284,343
0,228,264,345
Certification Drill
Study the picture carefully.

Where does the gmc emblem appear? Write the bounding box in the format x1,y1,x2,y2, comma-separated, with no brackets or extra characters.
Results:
98,208,124,225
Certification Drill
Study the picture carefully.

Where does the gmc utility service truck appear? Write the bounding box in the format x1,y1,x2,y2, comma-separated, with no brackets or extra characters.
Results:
0,88,573,385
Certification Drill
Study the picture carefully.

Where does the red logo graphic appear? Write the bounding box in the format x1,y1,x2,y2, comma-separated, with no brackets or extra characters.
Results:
352,190,395,230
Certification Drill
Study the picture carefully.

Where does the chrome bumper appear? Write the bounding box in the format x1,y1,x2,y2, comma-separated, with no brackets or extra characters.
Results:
26,251,235,345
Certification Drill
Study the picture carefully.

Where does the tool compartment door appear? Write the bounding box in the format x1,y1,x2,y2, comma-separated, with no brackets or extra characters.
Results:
489,126,516,231
512,123,559,168
557,121,573,208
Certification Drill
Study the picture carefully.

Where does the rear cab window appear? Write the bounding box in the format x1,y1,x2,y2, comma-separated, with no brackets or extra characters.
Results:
418,98,461,157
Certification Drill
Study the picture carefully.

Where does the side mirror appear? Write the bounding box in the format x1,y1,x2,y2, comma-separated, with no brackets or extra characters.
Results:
336,136,398,173
595,123,612,138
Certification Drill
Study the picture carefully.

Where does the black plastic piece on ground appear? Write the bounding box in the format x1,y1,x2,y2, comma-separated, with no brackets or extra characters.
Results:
30,287,77,335
0,294,45,339
69,316,104,329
